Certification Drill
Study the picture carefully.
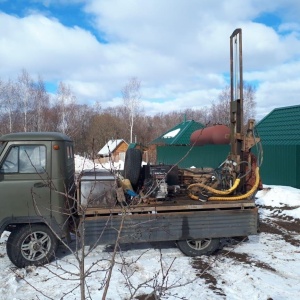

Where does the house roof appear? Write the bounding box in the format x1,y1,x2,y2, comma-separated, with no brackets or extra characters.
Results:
256,105,300,145
127,143,138,149
150,120,205,145
98,139,127,156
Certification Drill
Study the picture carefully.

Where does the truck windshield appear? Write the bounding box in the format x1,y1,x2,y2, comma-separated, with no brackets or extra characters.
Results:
0,141,6,155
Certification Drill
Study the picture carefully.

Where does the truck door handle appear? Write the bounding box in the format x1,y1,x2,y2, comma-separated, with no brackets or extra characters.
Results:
34,182,48,188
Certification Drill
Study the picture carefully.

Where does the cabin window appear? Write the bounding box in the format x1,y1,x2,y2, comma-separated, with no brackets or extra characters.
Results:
0,145,46,174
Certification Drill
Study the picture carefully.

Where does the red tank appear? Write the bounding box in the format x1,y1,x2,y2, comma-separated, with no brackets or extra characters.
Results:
190,125,230,146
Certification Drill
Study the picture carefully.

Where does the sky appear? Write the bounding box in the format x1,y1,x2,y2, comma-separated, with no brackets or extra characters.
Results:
0,0,300,120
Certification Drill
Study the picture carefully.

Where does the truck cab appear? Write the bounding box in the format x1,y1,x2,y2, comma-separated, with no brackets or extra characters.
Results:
0,132,75,267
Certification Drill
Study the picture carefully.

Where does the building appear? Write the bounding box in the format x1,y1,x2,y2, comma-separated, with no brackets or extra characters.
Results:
255,105,300,188
150,120,230,168
98,139,128,163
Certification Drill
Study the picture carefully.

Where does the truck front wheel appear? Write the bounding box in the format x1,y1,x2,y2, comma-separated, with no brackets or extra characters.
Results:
6,224,59,268
177,238,220,256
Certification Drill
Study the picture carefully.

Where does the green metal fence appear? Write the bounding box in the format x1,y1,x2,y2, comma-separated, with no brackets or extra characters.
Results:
254,145,300,188
157,145,230,169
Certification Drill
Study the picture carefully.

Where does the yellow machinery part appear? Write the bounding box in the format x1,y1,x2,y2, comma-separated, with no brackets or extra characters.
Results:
187,178,240,200
120,178,133,191
208,167,260,201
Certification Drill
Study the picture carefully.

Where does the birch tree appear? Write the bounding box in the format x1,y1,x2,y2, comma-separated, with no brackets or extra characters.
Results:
56,81,76,135
18,69,34,132
0,79,19,133
122,77,142,143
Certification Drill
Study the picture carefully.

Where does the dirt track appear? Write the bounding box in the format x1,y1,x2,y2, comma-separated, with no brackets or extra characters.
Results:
191,208,300,298
259,216,300,247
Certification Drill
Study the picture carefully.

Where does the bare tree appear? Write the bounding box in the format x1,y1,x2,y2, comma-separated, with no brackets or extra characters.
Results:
243,82,257,122
209,82,256,125
87,113,119,154
210,86,231,126
122,77,142,143
0,79,19,133
18,69,34,132
32,75,50,132
72,104,97,155
0,71,52,134
56,82,77,134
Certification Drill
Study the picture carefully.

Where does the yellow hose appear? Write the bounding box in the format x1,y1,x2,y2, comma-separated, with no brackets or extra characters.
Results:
208,167,260,201
188,191,202,201
187,178,240,200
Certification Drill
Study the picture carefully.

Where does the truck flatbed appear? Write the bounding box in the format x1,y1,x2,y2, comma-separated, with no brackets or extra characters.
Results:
82,198,258,246
83,198,256,216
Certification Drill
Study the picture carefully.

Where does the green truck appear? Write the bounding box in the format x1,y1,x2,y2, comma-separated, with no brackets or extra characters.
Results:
0,29,260,268
0,131,259,268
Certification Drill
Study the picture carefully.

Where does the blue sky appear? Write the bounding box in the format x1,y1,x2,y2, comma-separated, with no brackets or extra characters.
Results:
0,0,300,119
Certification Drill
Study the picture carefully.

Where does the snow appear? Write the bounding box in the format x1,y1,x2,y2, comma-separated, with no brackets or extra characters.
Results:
256,185,300,220
1,156,300,299
163,128,180,138
256,185,300,207
97,139,127,156
74,154,124,173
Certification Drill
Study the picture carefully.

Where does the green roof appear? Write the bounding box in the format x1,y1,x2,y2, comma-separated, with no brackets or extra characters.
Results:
150,120,204,145
127,143,137,149
256,105,300,145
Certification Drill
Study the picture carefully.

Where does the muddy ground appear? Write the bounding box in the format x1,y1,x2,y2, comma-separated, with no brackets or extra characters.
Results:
190,207,300,299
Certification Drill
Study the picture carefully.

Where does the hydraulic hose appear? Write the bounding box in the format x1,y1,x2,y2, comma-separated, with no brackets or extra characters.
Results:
187,177,240,200
208,167,260,201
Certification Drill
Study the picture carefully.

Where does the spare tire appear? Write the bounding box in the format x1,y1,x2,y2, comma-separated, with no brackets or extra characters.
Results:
124,148,142,189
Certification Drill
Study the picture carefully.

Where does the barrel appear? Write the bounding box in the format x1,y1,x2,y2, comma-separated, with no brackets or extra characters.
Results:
190,125,230,146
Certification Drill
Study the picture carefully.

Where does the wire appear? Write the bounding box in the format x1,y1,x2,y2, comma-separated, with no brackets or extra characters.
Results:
236,160,251,179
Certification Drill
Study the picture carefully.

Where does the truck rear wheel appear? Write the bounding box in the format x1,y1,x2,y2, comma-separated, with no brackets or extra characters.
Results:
124,148,142,189
177,238,220,256
6,224,59,268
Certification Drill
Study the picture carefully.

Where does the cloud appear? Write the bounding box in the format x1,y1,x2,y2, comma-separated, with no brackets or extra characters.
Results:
84,0,300,115
253,61,300,120
0,12,101,77
256,79,300,121
0,0,300,120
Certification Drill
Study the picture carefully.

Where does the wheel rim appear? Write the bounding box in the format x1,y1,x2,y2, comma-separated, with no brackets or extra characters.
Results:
21,231,52,261
186,238,211,250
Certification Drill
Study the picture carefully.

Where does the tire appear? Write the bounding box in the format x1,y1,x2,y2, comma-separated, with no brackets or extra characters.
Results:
176,238,220,257
124,148,142,188
6,224,59,268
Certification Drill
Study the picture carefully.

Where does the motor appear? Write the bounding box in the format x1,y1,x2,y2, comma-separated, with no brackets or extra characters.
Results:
141,164,179,200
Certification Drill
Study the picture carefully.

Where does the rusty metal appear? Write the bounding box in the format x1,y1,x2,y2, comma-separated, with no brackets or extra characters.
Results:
230,28,243,170
243,119,261,152
190,125,230,146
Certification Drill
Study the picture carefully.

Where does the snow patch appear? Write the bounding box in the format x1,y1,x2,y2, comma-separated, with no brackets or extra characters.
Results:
74,154,124,173
163,128,180,138
256,185,300,208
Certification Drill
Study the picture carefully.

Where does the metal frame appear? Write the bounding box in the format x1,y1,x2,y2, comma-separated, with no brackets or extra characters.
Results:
230,28,244,167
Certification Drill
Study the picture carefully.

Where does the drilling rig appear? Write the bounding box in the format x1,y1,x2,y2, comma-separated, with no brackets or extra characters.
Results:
185,28,262,201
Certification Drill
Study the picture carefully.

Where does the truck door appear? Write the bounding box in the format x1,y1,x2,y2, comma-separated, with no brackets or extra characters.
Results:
0,142,51,220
